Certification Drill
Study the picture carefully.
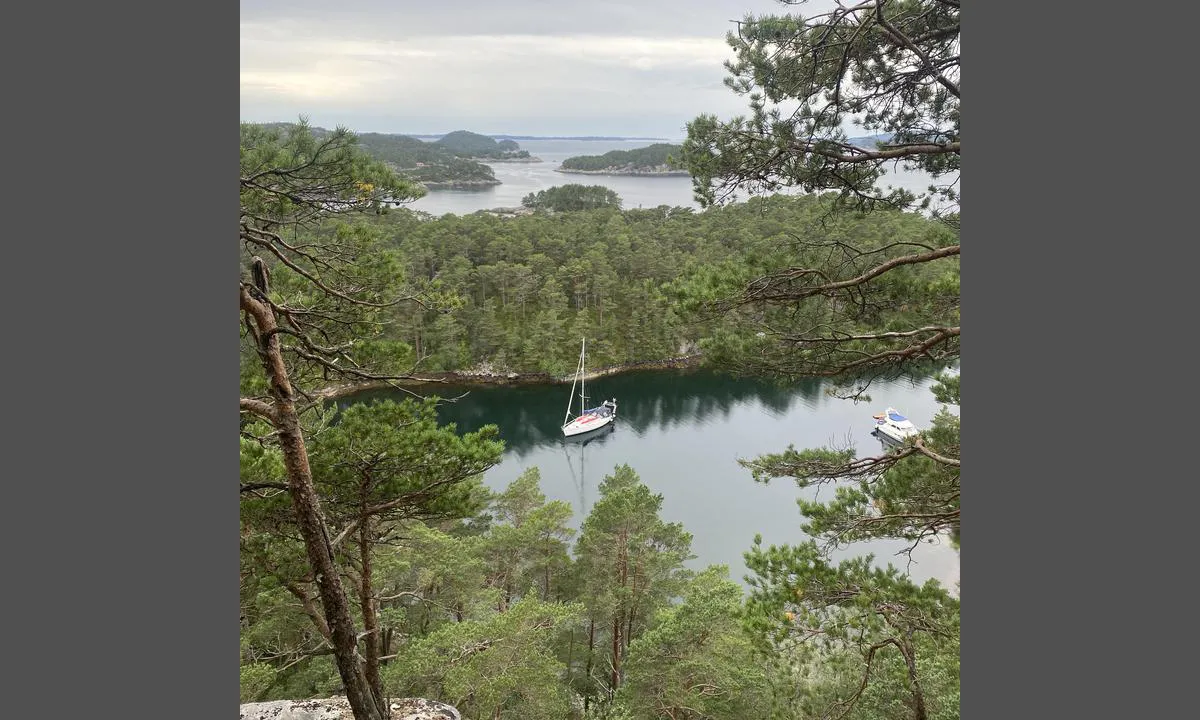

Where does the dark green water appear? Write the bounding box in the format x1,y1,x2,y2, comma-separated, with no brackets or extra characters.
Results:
346,368,959,590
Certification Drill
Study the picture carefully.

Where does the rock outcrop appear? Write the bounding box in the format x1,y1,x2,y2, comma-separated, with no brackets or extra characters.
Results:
239,697,460,720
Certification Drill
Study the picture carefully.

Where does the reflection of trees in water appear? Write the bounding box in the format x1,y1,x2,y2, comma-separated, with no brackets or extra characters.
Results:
341,367,943,458
561,423,616,515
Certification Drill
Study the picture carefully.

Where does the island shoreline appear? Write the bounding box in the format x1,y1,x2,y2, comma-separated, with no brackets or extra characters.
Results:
554,168,690,177
316,354,703,401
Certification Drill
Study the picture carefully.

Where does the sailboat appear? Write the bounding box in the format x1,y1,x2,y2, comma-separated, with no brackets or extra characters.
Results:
561,338,617,437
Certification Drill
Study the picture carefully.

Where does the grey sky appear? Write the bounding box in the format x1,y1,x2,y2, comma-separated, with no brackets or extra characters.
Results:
240,0,832,137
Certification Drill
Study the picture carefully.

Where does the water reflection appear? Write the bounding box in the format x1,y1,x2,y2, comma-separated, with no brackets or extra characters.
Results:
344,369,930,459
340,367,958,590
561,423,616,516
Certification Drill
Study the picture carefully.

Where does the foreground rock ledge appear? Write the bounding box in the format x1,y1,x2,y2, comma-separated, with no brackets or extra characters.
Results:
240,697,460,720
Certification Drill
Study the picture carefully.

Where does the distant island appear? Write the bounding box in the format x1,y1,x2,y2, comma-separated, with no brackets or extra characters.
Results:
407,134,672,142
556,143,689,176
245,125,555,189
432,130,541,163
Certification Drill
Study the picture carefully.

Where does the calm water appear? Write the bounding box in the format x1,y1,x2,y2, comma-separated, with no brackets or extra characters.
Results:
407,139,697,216
346,368,960,592
405,138,950,217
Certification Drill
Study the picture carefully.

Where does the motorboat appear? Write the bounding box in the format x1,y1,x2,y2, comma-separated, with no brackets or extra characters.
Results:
872,407,920,446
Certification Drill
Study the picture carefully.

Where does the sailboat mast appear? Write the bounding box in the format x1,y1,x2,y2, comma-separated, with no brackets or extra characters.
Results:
580,337,586,414
564,339,586,426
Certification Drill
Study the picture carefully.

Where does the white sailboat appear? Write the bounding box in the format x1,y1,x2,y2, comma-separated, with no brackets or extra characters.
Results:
561,338,617,437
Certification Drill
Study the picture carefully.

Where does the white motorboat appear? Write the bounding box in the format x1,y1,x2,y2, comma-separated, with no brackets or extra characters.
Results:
872,407,920,446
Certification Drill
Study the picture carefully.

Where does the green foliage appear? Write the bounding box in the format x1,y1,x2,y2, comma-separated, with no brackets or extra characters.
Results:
559,143,685,172
383,522,497,638
668,8,964,712
666,200,960,381
239,436,285,486
240,61,966,712
308,398,503,526
521,184,623,212
435,130,532,160
740,387,960,550
744,538,959,720
245,122,501,186
240,120,424,219
240,120,431,399
238,577,343,701
931,371,960,406
335,191,955,377
385,596,583,720
240,398,504,704
617,566,784,720
484,469,577,604
240,663,276,703
573,465,695,706
682,0,959,217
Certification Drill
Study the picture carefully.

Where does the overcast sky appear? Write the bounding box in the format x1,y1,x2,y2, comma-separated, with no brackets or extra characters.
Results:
241,0,832,138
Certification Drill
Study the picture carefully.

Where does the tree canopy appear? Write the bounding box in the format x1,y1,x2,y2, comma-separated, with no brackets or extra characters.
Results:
559,143,685,172
239,4,963,717
240,119,434,720
435,130,532,159
246,122,502,187
521,184,623,213
676,3,961,717
683,0,959,220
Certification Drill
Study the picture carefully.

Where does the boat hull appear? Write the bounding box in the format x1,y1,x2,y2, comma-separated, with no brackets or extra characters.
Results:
562,413,615,437
873,422,918,445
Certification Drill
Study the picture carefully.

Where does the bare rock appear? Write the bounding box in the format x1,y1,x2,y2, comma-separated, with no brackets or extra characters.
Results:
239,698,346,720
389,698,461,720
239,697,460,720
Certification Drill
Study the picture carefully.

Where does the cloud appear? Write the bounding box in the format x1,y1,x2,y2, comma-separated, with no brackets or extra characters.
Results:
240,0,805,40
240,0,819,135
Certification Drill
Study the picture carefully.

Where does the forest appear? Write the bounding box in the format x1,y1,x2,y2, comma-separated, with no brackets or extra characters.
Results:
250,123,528,186
435,130,535,160
242,189,955,381
558,144,686,173
240,2,959,719
239,128,960,720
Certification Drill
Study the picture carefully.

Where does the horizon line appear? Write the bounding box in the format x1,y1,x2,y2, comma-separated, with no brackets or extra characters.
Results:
241,121,677,141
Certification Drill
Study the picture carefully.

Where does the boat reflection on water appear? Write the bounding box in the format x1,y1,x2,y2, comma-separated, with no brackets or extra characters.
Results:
564,421,616,446
562,423,616,514
870,427,905,452
870,406,921,452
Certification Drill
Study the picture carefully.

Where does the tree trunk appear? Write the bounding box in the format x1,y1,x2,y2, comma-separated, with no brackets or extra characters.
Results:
241,286,386,720
584,619,596,714
566,626,576,689
610,615,621,697
625,612,634,655
900,634,928,720
359,516,385,714
611,528,628,691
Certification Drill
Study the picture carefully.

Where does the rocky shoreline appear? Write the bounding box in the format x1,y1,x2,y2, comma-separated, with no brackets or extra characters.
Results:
555,166,690,176
316,354,702,402
481,157,544,163
420,179,502,190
